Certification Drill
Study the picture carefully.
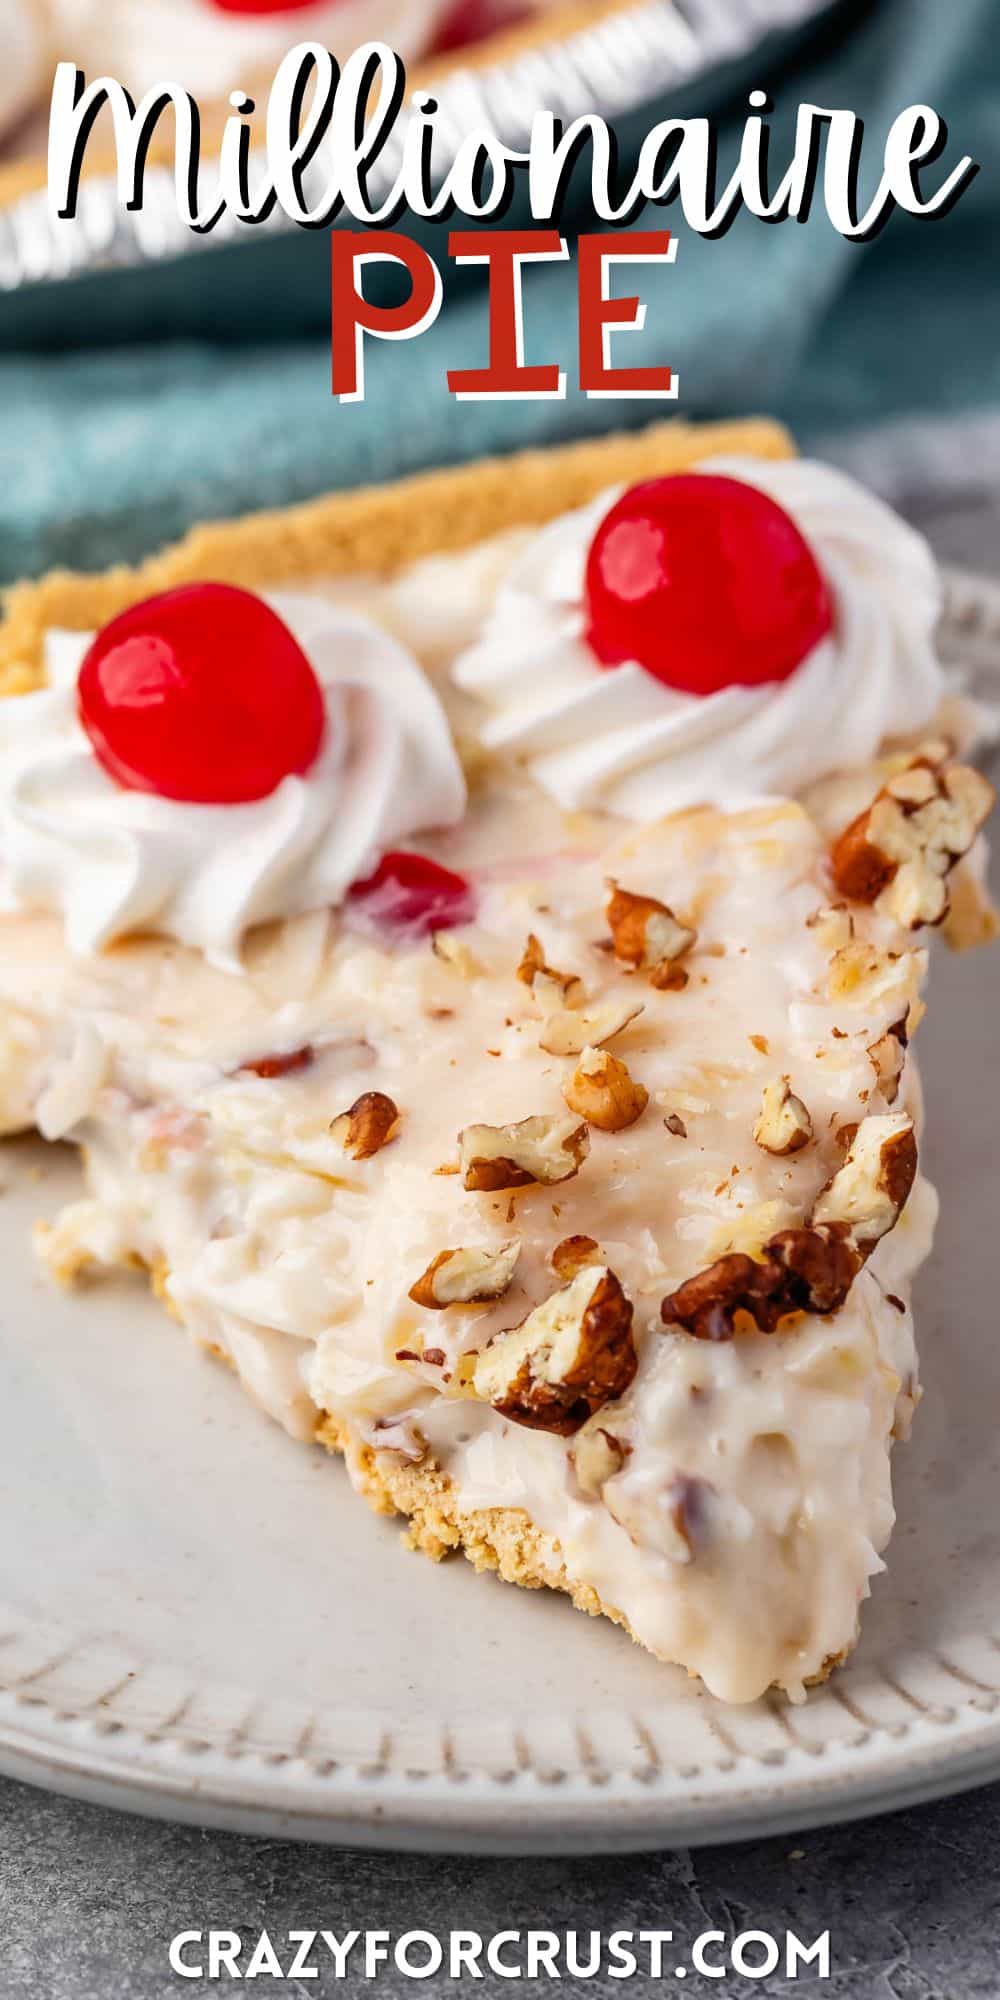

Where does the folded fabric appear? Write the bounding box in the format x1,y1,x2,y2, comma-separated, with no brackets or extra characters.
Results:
0,0,995,584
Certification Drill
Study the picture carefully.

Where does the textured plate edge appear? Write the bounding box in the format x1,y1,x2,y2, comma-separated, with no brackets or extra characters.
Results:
3,1699,1000,1854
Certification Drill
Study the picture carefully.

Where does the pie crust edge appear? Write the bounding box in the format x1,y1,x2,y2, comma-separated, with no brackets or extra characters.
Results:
318,1411,849,1686
0,413,793,693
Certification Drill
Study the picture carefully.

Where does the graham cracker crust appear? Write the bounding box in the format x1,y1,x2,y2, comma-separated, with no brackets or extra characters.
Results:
319,1409,642,1640
0,415,793,693
314,1409,848,1687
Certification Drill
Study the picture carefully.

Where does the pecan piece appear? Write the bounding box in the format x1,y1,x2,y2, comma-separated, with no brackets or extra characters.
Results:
572,1425,629,1496
812,1112,917,1249
660,1225,861,1342
867,1018,908,1105
605,882,697,987
408,1239,521,1310
238,1044,315,1080
831,758,994,929
753,1077,813,1156
459,1113,589,1192
661,1112,917,1340
807,904,854,954
472,1267,636,1436
551,1234,602,1280
562,1045,649,1132
538,995,644,1058
432,932,483,978
330,1091,401,1160
517,933,585,1010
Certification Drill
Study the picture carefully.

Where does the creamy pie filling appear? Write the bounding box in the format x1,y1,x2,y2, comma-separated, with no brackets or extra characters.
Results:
0,532,948,1701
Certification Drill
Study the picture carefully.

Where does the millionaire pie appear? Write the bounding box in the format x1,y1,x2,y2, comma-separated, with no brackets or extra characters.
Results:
0,418,994,1705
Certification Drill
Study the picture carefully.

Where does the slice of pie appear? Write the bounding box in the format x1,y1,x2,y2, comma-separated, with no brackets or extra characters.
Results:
0,417,994,1704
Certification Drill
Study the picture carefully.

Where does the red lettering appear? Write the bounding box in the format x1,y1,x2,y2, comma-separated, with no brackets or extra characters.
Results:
447,230,568,399
578,231,677,398
331,231,443,401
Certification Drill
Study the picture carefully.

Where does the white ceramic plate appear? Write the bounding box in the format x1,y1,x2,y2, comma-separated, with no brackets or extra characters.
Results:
1,571,999,1855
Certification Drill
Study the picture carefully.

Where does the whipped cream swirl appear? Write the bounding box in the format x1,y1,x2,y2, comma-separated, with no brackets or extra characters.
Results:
47,0,452,100
452,457,950,818
0,593,466,966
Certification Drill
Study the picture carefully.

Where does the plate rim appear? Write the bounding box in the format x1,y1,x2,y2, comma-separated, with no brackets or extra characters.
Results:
2,1694,1000,1854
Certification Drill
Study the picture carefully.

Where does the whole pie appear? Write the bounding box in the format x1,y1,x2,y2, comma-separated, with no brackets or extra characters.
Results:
0,417,994,1704
0,0,621,199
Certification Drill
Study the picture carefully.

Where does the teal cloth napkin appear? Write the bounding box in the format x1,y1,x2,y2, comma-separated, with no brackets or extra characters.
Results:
1,0,996,585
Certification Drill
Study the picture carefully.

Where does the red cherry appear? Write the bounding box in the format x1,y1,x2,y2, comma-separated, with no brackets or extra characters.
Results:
77,583,326,804
431,0,536,55
585,474,833,698
207,1,331,16
348,851,476,937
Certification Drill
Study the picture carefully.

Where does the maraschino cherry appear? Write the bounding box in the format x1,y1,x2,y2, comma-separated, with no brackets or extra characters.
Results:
585,474,833,698
349,851,476,936
432,0,535,54
77,583,326,804
207,1,333,16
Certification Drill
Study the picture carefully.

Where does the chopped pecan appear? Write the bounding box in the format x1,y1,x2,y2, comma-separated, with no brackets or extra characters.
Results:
827,936,921,1012
807,904,854,954
753,1077,813,1156
459,1113,589,1192
432,932,483,978
551,1234,602,1280
408,1239,521,1310
662,1111,917,1339
605,882,697,987
834,1120,861,1153
571,1425,629,1496
238,1045,315,1080
517,933,585,1010
867,1018,908,1105
472,1266,636,1436
831,758,994,929
649,959,691,993
330,1091,401,1160
660,1224,862,1341
538,995,644,1058
812,1112,917,1249
562,1045,649,1132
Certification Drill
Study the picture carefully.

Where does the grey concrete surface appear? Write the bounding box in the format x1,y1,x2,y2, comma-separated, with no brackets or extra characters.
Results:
0,1772,999,1998
1,455,999,1998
